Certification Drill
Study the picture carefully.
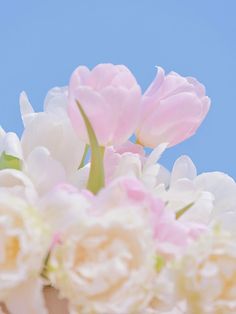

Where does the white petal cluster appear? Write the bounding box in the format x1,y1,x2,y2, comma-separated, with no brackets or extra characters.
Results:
0,64,235,314
172,230,236,314
154,155,236,229
0,190,49,313
19,88,86,195
48,197,157,314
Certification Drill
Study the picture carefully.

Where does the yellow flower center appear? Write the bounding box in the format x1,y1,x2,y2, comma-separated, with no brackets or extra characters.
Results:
0,236,20,269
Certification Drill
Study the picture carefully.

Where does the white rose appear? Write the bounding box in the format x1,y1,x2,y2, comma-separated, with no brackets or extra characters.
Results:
48,197,157,313
0,168,37,202
39,184,90,234
172,230,236,314
0,190,49,314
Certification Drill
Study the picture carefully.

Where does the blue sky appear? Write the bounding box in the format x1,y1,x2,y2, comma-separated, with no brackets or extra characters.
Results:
0,0,236,177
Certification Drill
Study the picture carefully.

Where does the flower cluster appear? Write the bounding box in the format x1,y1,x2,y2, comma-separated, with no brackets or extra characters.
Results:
0,63,235,314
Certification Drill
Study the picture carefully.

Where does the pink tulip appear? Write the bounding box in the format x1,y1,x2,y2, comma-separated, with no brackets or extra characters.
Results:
136,67,211,148
68,64,142,146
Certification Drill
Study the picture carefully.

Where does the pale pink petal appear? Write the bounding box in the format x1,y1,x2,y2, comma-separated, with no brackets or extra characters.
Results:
137,68,211,148
68,63,142,146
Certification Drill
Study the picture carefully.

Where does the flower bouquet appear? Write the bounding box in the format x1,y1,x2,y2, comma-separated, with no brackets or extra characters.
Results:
0,63,235,314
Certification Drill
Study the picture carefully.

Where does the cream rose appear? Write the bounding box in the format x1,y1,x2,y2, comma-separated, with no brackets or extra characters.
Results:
49,206,157,314
0,190,49,313
172,230,236,314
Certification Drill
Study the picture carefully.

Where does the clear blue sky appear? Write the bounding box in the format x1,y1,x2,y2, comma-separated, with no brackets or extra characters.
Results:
1,0,236,177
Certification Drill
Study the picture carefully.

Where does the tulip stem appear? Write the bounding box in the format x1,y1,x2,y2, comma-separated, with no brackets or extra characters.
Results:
78,144,89,169
76,100,105,194
87,145,105,193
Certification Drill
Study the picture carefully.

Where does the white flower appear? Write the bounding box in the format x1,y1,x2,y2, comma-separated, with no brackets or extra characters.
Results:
0,168,37,202
194,171,236,233
0,126,69,197
105,142,169,190
172,230,236,314
154,155,236,231
48,179,158,314
0,129,22,160
0,128,38,200
154,155,214,224
49,210,156,314
20,87,85,187
25,147,67,196
0,190,49,313
39,184,90,234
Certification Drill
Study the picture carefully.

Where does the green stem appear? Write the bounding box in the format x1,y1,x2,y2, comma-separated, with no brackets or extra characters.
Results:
76,100,105,194
87,146,105,193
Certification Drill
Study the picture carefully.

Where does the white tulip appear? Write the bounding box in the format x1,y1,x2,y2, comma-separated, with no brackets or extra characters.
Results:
20,87,85,180
0,130,22,160
154,155,236,231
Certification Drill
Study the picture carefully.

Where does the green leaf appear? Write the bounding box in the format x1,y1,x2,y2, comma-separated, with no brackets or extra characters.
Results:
76,100,105,194
0,152,22,171
175,202,194,219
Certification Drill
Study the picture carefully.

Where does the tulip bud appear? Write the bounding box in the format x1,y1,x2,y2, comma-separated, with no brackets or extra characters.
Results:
136,67,211,148
68,63,142,146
